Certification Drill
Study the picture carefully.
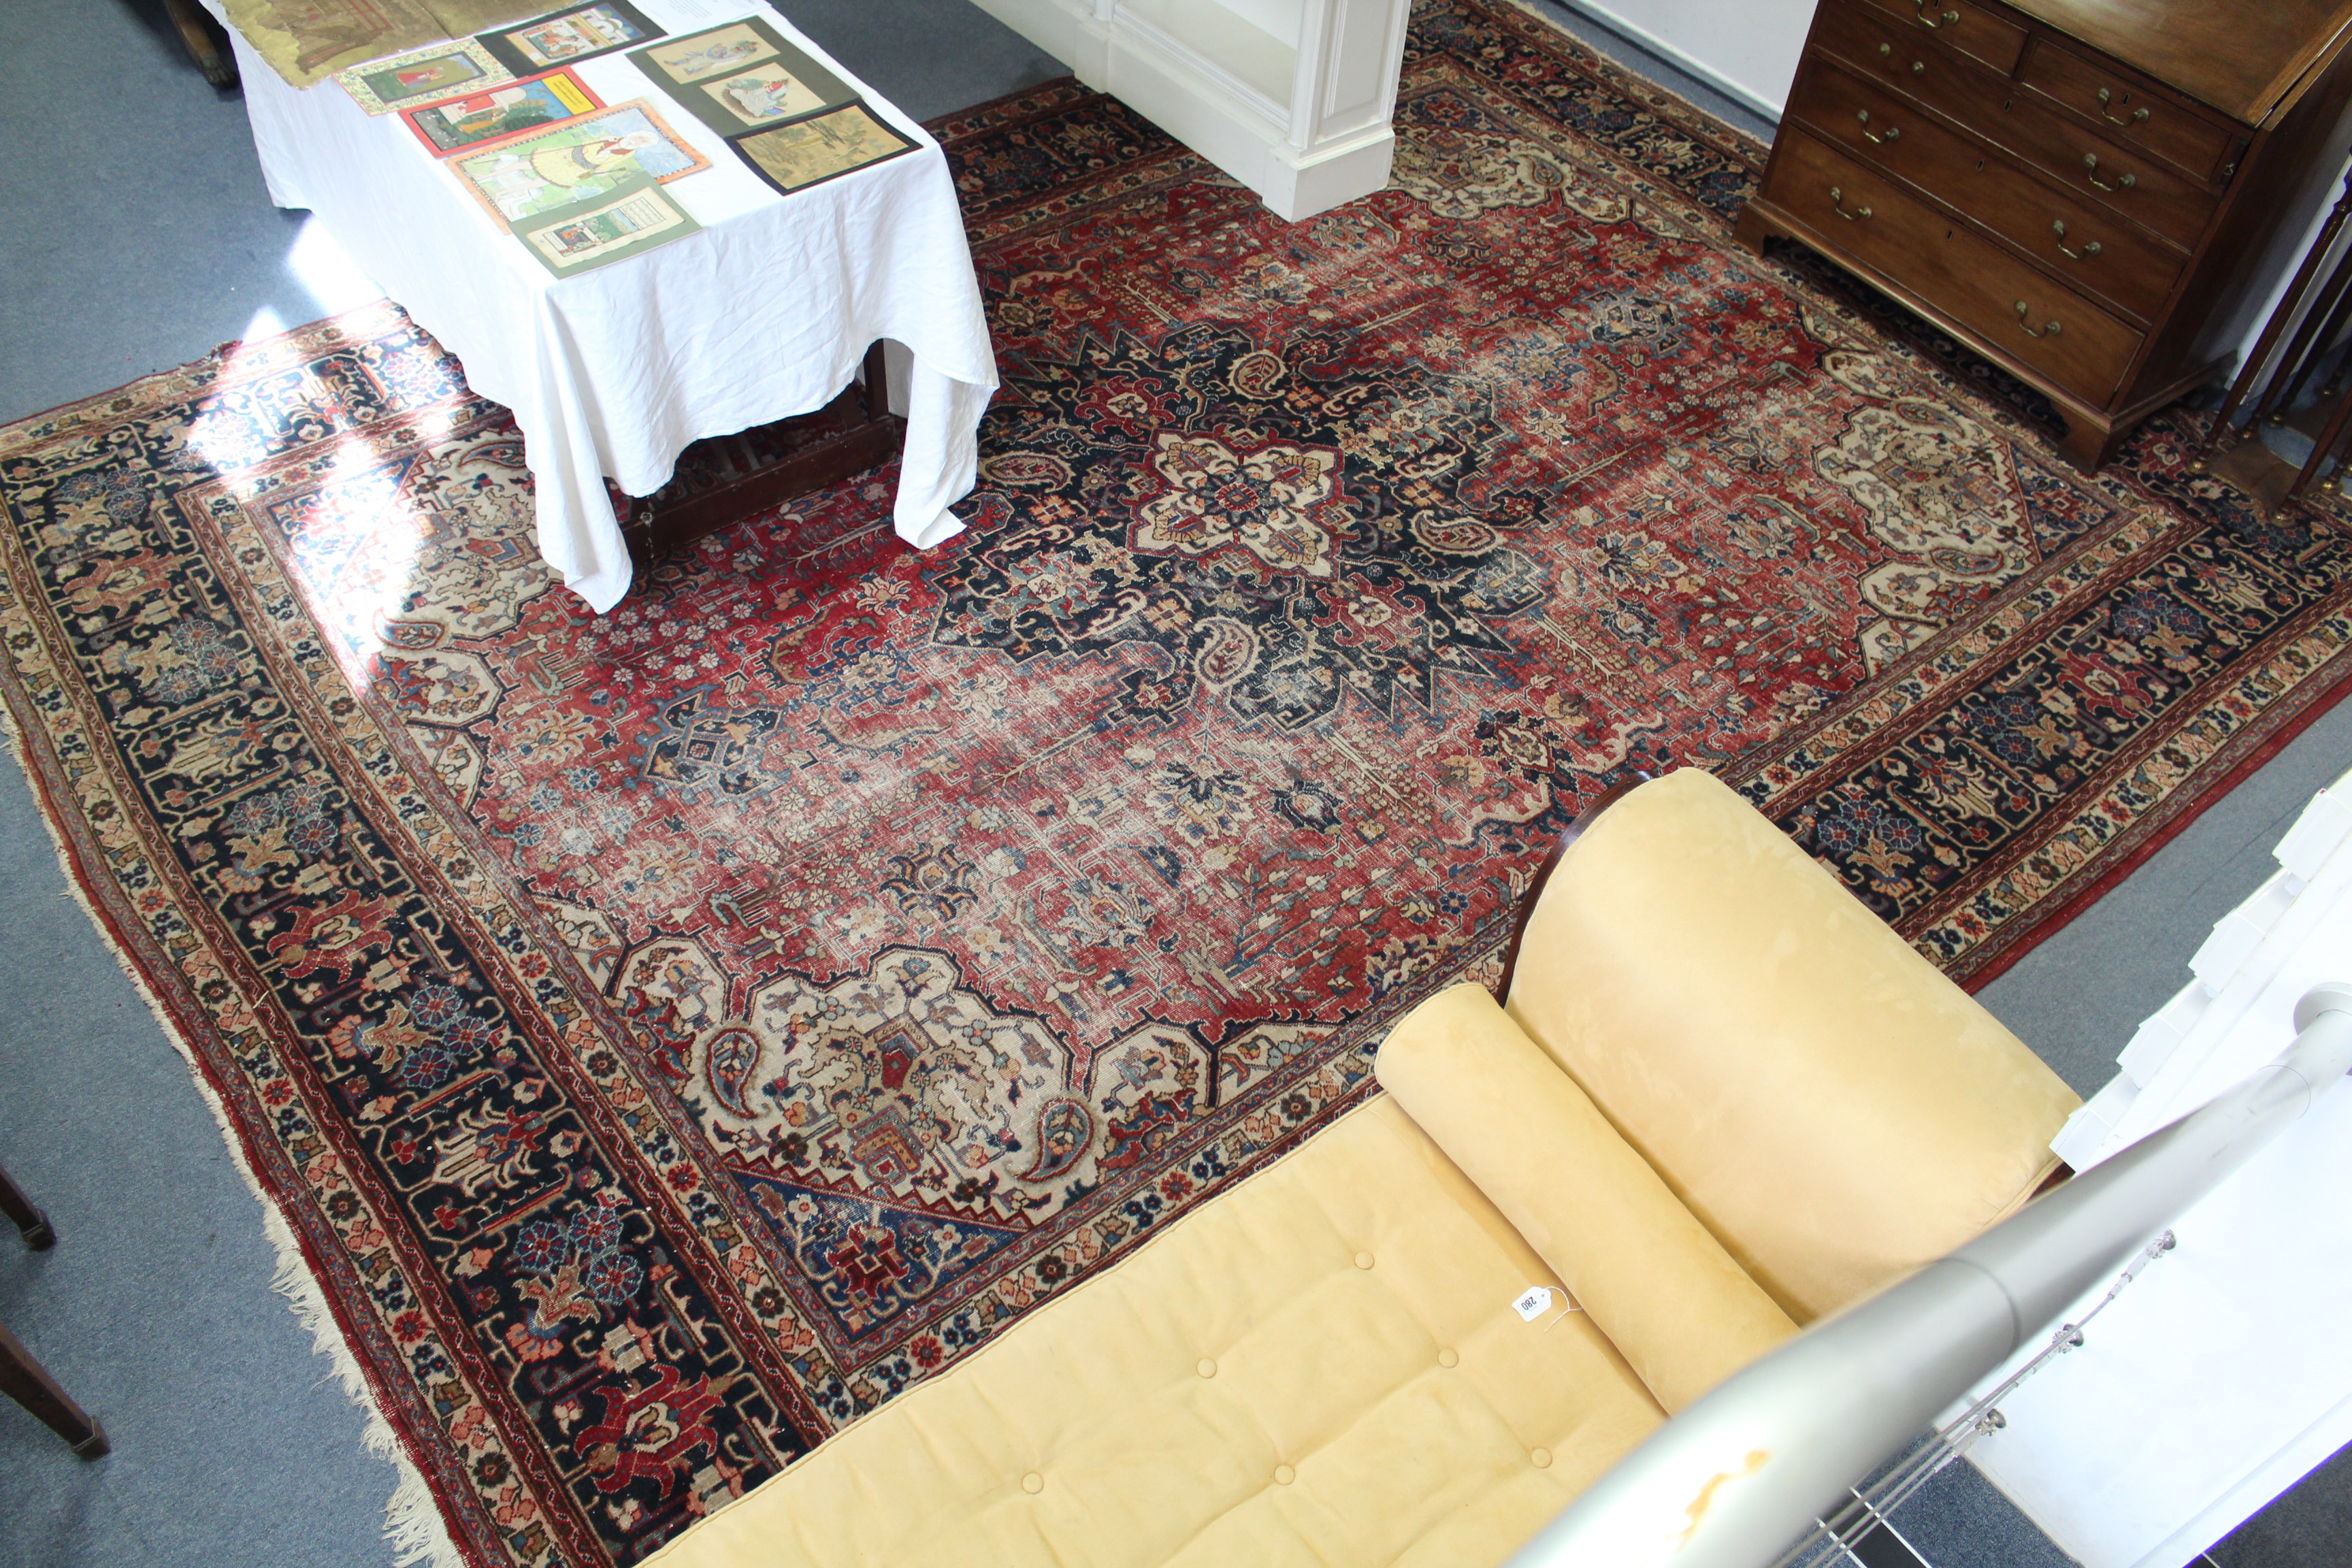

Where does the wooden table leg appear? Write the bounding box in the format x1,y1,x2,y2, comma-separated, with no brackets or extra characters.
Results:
622,343,909,568
0,1320,108,1458
0,1156,54,1250
863,340,891,422
160,0,238,87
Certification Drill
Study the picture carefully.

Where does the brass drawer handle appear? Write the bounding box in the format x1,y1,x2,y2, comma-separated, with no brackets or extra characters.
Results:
2082,152,2136,191
1857,109,1902,143
1829,185,1873,220
2096,87,2151,125
2014,301,2063,338
2051,220,2101,259
1913,0,1960,25
1876,42,1928,74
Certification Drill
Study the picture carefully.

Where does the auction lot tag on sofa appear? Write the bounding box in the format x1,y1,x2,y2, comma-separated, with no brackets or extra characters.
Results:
1512,1286,1555,1322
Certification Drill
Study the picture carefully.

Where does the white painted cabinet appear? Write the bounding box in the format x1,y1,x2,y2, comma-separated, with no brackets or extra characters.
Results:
972,0,1413,220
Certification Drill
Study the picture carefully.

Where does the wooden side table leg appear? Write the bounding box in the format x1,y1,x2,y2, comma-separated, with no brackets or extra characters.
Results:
0,1156,54,1250
0,1320,109,1458
862,340,892,424
160,0,239,87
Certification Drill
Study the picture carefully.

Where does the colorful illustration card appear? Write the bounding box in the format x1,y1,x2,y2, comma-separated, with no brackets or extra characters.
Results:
402,69,604,157
729,103,917,197
631,20,858,136
512,174,704,276
448,99,711,226
478,1,662,74
337,37,514,115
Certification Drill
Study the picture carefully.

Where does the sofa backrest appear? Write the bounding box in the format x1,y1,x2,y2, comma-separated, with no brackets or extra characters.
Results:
1502,769,2078,1323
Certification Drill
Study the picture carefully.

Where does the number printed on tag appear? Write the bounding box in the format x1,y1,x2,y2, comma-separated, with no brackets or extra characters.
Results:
1512,1286,1554,1322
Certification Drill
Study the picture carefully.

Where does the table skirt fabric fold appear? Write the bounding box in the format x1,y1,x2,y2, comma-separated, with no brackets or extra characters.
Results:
203,0,998,610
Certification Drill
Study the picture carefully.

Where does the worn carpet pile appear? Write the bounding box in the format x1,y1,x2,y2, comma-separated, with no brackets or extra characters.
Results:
3,1,2349,1562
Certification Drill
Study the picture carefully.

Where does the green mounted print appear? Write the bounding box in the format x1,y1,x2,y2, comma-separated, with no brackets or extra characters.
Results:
336,36,514,114
512,174,704,276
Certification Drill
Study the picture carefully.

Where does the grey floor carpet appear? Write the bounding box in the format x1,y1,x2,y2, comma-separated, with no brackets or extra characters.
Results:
0,9,461,1565
1,3,2345,1566
2212,1434,2352,1568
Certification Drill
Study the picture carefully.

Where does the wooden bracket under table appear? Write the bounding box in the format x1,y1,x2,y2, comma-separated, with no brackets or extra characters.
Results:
615,342,906,576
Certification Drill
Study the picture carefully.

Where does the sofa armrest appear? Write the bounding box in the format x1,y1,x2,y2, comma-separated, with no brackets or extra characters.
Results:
1378,983,1796,1413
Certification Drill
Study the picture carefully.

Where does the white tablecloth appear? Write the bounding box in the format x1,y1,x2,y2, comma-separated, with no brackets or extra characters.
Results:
204,0,998,611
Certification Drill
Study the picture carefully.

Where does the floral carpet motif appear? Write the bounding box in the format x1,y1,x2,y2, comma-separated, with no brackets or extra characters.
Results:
4,3,2350,1563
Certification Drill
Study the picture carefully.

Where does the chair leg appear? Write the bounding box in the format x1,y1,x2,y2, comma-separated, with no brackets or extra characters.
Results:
0,1320,108,1458
0,1156,54,1250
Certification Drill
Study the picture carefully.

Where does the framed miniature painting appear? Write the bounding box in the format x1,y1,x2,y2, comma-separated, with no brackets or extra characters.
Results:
631,19,858,137
477,1,663,74
728,103,917,197
337,37,514,116
401,69,604,157
629,18,790,86
686,59,854,130
512,174,704,277
448,98,710,226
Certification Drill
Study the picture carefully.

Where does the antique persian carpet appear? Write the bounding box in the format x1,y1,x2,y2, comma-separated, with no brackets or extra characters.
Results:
5,2,2350,1563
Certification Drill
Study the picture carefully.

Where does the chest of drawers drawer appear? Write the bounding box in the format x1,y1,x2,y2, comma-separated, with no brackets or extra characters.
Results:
1790,60,2190,323
1812,0,2224,248
2018,39,2239,182
1774,129,2145,407
1850,0,2025,74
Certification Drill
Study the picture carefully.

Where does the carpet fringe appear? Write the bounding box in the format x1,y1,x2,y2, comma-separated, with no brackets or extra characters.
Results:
257,1200,466,1568
0,704,464,1568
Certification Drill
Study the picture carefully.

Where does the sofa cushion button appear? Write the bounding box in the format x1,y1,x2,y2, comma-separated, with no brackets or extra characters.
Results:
1022,1473,1045,1494
1531,1449,1552,1469
1273,1464,1296,1486
1353,1251,1373,1269
1437,1348,1459,1368
1196,1358,1217,1378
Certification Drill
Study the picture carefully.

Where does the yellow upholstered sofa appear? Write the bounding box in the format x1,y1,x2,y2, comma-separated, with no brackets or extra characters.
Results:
649,769,2078,1568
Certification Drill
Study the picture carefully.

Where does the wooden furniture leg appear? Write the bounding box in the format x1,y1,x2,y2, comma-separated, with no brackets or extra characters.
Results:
2270,276,2352,430
2286,380,2352,500
160,0,238,87
2195,174,2352,471
2255,269,2352,434
2059,412,2123,474
0,1155,54,1250
0,1320,109,1458
2243,242,2352,436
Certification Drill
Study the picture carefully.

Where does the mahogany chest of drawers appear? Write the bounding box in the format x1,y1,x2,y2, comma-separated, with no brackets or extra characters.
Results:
1737,0,2352,470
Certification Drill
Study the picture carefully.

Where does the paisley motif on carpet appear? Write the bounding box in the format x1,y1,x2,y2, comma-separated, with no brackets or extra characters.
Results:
4,2,2349,1562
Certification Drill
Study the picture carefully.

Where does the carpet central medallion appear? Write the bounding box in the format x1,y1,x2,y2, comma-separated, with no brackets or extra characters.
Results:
941,324,1545,732
1133,430,1348,577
